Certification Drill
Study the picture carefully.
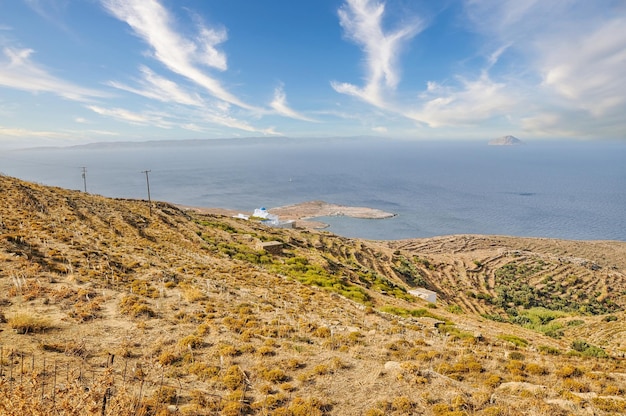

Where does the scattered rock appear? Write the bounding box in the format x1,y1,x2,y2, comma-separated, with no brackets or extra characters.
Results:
384,361,402,373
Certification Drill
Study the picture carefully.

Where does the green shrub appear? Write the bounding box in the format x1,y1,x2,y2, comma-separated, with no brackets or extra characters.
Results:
447,304,463,314
497,334,528,348
570,340,608,358
272,258,371,304
379,305,444,320
538,345,560,355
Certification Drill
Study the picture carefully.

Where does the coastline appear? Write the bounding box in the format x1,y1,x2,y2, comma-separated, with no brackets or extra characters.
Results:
174,199,626,272
176,200,396,230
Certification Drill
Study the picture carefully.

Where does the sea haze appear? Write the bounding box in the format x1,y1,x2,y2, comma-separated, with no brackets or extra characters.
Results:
2,137,625,241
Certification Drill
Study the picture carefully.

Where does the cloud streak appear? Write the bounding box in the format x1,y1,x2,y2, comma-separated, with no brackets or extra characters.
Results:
270,85,317,122
408,73,518,128
108,66,204,107
331,0,423,107
86,105,163,125
0,125,71,138
87,103,279,136
0,47,106,101
23,0,72,33
102,0,256,111
538,16,626,117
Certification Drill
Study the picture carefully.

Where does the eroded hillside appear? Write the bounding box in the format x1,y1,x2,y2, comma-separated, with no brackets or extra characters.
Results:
1,174,625,415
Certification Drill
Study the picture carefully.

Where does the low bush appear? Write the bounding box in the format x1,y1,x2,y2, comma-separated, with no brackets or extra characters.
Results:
8,313,52,334
119,295,156,318
379,305,444,320
497,334,528,348
555,365,585,378
570,340,608,358
178,334,203,349
538,345,560,355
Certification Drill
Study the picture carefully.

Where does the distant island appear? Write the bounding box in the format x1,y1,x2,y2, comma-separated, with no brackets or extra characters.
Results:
488,135,524,146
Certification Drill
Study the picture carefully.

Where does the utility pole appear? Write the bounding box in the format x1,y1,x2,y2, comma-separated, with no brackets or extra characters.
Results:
141,170,152,216
80,167,87,193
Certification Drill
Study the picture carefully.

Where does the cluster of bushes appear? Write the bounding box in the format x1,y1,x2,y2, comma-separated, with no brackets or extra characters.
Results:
379,305,444,321
357,270,412,300
491,263,618,314
392,255,428,287
570,340,608,358
274,257,370,304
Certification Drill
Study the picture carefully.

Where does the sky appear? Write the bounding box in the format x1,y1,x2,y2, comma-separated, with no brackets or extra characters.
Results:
1,0,625,148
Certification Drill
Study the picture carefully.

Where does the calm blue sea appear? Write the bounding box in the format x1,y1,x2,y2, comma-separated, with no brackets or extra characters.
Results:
2,138,625,241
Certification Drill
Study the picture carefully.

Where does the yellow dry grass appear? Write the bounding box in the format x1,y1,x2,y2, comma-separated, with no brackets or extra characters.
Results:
0,174,625,415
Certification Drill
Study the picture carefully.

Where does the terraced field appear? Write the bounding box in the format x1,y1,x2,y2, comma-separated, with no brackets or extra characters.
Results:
389,236,626,352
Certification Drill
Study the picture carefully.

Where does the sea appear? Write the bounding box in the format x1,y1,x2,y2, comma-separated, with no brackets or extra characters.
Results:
1,137,625,242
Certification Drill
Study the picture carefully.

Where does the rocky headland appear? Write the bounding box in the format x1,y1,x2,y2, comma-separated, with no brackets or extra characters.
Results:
489,135,524,146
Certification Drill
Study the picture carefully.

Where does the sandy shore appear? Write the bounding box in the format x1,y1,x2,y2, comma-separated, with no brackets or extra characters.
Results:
176,200,395,229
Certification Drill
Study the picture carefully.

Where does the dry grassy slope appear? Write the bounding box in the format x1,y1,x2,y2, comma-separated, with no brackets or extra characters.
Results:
1,174,625,416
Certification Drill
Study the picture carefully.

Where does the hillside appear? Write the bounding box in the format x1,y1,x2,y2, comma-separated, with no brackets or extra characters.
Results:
0,174,625,415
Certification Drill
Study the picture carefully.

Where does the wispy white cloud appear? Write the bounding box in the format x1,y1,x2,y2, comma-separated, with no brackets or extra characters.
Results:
192,110,280,135
108,66,204,106
86,105,170,127
270,85,317,122
79,129,119,137
331,0,424,107
0,125,120,149
0,47,107,101
461,0,626,137
328,0,521,130
87,103,279,136
102,0,256,111
23,0,71,32
330,0,625,137
408,73,518,128
538,16,626,117
0,125,70,138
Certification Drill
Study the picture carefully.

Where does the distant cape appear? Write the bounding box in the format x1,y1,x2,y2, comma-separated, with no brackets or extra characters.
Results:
488,135,524,146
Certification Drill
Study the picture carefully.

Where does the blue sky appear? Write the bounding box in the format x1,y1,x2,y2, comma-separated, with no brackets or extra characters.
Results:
1,0,625,147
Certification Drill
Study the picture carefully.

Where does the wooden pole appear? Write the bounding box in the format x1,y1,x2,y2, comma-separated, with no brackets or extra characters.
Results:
141,170,152,216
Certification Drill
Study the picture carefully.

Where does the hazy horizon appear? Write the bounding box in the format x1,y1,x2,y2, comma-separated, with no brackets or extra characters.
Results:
2,139,624,242
4,135,625,152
